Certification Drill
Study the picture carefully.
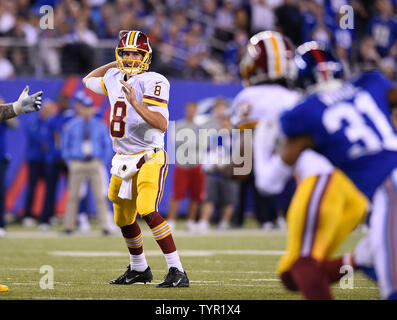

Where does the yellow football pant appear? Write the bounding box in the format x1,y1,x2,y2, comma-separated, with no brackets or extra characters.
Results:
108,150,168,227
277,169,368,275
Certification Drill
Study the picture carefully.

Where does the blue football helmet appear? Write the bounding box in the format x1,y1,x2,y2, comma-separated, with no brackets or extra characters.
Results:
294,41,343,89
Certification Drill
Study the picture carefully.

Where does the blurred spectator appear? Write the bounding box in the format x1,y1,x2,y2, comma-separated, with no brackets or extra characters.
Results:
61,93,113,235
0,0,397,81
182,54,212,80
358,35,383,70
333,6,357,78
59,1,98,74
235,6,251,34
22,99,57,227
197,115,239,233
215,0,239,34
251,0,282,33
11,49,34,76
0,96,18,237
366,0,397,58
302,0,335,47
6,14,39,45
0,47,14,79
37,94,74,231
0,122,7,237
199,0,218,39
212,0,239,61
95,2,118,39
0,0,16,35
223,29,248,80
275,0,304,46
167,102,206,232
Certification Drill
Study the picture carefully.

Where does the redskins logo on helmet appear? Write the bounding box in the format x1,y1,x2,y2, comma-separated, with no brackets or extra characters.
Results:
239,31,296,86
115,30,152,74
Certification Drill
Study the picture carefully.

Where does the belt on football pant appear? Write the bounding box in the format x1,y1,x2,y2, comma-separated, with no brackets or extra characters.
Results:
121,148,161,171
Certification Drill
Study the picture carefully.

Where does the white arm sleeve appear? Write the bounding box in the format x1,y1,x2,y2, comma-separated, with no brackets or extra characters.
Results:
253,120,293,195
85,77,106,96
255,154,294,195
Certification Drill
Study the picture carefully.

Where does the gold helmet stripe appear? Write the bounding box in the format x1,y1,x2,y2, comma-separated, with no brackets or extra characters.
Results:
269,34,281,77
128,31,136,46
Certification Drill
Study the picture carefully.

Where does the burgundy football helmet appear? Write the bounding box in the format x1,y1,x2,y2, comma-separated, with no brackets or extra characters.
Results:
115,30,152,74
239,31,296,86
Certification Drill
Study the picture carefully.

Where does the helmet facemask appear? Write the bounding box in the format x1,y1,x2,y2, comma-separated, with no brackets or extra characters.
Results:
115,48,151,74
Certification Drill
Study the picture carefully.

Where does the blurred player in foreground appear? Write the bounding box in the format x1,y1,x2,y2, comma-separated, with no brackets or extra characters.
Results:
0,86,43,292
278,41,397,300
237,32,356,300
229,31,303,230
83,30,189,287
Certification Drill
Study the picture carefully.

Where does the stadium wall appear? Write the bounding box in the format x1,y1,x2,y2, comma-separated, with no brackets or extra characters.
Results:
0,78,243,218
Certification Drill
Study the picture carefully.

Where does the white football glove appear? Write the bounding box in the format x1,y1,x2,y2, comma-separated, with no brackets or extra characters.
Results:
12,86,43,115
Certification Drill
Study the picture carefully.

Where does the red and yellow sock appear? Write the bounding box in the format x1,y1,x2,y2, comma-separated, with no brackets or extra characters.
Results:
144,212,183,271
144,212,176,254
121,221,144,255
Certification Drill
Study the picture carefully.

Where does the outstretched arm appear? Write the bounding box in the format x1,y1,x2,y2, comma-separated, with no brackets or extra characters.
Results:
0,86,42,122
0,103,16,122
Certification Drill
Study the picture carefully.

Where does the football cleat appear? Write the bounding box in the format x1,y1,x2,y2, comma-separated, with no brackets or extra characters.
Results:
157,267,189,288
109,265,153,285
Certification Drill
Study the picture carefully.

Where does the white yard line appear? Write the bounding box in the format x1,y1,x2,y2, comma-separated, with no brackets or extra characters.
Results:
2,229,287,239
47,249,285,257
2,278,378,291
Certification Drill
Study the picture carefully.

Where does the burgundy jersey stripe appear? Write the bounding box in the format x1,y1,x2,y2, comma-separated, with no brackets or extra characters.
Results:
143,95,168,104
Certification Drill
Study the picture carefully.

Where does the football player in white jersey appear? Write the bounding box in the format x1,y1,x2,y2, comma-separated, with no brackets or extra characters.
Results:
83,30,189,287
229,31,306,231
236,32,367,299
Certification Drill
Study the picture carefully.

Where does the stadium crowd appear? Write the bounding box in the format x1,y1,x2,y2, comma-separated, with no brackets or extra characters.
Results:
1,0,397,235
0,0,397,81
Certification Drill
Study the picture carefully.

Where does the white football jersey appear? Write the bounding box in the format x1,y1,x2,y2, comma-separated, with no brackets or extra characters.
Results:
232,84,334,192
230,84,301,129
101,68,170,155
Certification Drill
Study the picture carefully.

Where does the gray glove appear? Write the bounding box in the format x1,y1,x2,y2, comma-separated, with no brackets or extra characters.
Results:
12,86,43,115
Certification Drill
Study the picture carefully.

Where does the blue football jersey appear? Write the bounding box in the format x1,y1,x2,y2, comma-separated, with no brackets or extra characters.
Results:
366,16,397,57
281,70,397,200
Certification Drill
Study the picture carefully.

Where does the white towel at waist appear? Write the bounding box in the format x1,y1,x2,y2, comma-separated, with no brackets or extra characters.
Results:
110,150,155,200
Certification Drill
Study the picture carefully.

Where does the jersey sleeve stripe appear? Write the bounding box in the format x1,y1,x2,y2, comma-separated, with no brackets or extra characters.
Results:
101,77,108,96
142,95,168,108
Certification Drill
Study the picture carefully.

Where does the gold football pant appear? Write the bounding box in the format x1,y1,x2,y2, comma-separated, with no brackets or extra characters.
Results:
277,169,369,275
108,150,168,227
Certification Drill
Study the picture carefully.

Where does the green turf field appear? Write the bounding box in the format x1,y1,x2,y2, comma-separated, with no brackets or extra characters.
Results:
0,218,379,300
